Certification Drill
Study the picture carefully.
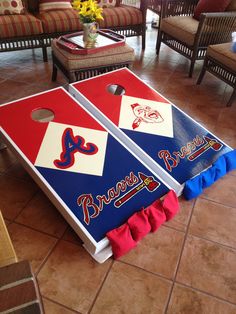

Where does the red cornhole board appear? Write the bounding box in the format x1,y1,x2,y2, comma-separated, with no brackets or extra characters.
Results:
69,68,232,188
0,88,172,262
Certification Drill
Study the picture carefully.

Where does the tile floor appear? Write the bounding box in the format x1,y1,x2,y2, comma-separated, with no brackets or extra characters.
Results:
0,24,236,314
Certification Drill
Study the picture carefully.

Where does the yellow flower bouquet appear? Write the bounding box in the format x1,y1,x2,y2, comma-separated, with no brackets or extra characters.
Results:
72,0,104,24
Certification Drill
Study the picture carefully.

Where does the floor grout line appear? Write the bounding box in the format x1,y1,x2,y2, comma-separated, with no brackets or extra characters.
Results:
117,258,173,283
174,281,236,307
9,219,67,241
34,237,60,277
199,194,236,210
43,295,82,313
34,221,70,277
88,259,115,313
187,232,236,252
35,226,85,312
164,198,197,313
11,189,39,223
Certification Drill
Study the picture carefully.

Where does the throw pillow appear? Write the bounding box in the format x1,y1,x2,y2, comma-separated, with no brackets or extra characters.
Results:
0,0,25,15
193,0,231,20
97,0,117,8
39,0,72,12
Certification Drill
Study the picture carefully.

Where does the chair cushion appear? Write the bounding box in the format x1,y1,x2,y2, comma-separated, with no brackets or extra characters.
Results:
207,42,236,72
0,13,43,38
160,16,199,46
52,39,135,70
193,0,231,20
99,5,143,28
0,0,25,15
38,9,82,33
226,0,236,11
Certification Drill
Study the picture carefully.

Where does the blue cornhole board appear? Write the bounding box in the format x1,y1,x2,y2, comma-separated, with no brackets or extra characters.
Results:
70,68,232,190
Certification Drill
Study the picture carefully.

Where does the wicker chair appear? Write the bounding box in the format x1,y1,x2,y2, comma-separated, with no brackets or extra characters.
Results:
197,43,236,107
156,0,236,77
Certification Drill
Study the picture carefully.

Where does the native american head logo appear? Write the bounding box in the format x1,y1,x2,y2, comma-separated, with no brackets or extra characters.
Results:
131,103,164,130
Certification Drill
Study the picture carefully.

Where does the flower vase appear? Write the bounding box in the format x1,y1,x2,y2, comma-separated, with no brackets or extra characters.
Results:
82,22,99,44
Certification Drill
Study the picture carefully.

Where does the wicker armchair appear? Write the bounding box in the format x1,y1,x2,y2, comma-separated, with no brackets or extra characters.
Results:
197,43,236,107
156,0,236,77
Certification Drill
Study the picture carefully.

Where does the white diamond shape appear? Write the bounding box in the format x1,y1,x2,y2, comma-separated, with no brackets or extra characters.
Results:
119,95,173,138
35,122,108,176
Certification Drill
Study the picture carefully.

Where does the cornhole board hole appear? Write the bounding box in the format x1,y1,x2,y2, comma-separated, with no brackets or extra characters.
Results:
69,68,232,188
0,88,173,263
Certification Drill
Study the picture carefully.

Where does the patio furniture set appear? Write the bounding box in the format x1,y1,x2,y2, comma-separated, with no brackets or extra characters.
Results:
0,0,147,61
1,0,236,105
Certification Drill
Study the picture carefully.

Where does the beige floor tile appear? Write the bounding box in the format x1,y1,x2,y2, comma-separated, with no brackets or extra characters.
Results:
0,148,17,173
37,240,112,313
165,195,194,231
231,169,236,177
0,93,12,104
10,64,52,85
4,161,33,182
218,106,236,130
190,198,236,248
0,175,38,220
16,191,68,238
167,283,236,314
0,79,32,100
177,235,236,303
162,81,189,104
0,64,21,80
212,126,236,148
185,104,223,126
120,226,184,279
7,223,57,273
62,226,84,246
91,262,171,314
3,218,11,226
201,174,236,208
43,298,77,314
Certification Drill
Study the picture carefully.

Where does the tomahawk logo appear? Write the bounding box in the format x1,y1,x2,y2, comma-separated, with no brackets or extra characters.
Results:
158,135,223,172
114,172,160,207
54,128,98,169
131,103,164,130
187,136,223,161
77,172,160,225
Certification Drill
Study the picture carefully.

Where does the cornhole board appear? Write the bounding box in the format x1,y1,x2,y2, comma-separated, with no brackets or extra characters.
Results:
0,88,172,263
69,68,232,187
